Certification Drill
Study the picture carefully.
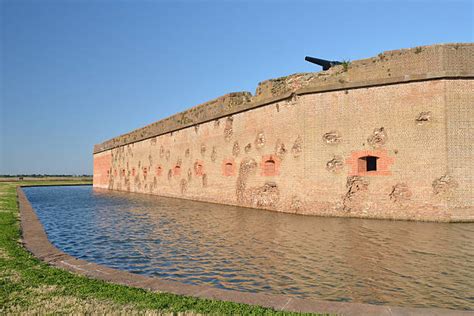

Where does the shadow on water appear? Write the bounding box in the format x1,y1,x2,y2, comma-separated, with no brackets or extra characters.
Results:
23,185,474,310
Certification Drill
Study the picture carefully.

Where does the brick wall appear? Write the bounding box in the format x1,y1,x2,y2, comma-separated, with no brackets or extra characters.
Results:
92,151,111,188
445,80,474,221
93,43,474,222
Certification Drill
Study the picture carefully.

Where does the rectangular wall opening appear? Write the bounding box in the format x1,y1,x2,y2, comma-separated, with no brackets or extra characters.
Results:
358,156,378,172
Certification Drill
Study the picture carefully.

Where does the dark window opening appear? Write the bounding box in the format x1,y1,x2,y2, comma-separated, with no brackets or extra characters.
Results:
358,156,378,172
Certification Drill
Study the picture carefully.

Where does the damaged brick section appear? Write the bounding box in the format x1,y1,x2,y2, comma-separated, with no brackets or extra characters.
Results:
326,156,344,173
343,176,369,212
290,196,304,213
389,183,412,204
232,141,240,157
224,116,234,141
236,158,258,203
291,136,303,158
367,127,388,148
274,139,287,160
432,175,458,195
255,132,265,149
244,182,280,208
322,131,342,144
416,111,432,125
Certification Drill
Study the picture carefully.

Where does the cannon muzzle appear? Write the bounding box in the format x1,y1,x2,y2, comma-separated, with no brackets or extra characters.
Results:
305,56,342,71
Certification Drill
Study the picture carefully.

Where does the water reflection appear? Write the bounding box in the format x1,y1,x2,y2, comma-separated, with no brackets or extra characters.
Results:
23,185,474,310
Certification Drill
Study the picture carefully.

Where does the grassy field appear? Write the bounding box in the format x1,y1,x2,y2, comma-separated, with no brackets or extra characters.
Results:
0,180,317,315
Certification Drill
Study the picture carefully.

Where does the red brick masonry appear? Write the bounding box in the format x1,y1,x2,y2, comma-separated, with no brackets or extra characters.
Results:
18,186,472,315
346,150,395,176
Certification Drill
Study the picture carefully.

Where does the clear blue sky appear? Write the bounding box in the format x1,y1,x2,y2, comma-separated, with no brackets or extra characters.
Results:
1,0,472,175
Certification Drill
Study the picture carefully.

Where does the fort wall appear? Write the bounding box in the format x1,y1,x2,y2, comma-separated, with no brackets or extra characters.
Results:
93,43,474,222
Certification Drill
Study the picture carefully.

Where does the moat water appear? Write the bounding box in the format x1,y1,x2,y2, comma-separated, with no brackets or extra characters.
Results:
24,185,473,310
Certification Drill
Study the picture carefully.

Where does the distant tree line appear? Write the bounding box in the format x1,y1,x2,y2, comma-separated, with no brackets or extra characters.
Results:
0,174,92,178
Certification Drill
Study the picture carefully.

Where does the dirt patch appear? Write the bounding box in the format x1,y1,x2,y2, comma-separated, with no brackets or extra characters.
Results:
4,294,198,316
30,285,61,295
1,268,21,283
255,73,316,98
0,247,10,259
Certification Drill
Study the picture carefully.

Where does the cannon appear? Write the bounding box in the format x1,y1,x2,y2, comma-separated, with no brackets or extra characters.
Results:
305,56,342,70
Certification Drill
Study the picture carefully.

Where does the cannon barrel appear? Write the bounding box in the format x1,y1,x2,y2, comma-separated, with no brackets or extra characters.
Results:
305,56,342,71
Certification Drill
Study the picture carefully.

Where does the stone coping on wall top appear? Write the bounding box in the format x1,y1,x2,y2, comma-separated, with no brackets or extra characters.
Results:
93,70,473,154
17,186,473,315
93,42,473,154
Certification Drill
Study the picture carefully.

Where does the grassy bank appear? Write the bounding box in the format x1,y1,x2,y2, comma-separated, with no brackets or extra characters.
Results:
0,181,316,315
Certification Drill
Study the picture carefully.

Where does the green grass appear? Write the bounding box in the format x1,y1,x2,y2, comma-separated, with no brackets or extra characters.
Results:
0,181,320,315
